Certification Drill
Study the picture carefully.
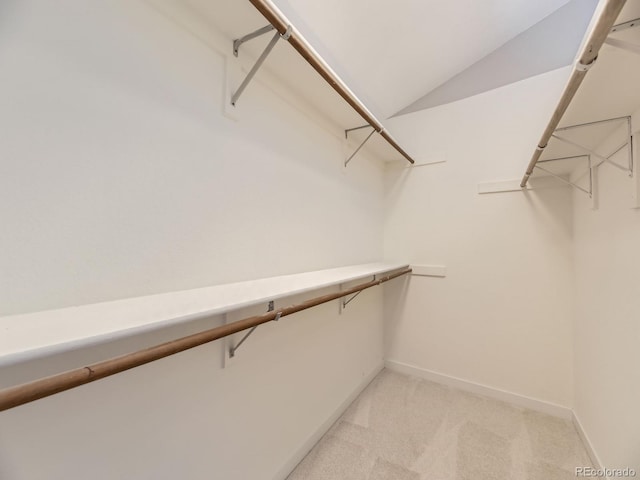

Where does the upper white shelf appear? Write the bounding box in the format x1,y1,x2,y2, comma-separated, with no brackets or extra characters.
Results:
525,2,640,187
0,262,408,366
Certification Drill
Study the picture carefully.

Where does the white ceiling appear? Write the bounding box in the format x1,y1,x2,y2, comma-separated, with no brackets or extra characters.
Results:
270,0,573,119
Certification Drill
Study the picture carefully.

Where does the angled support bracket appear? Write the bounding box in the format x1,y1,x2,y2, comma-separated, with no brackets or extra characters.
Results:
342,275,375,308
551,116,633,175
538,154,593,196
231,25,292,107
534,160,592,196
537,118,635,202
552,133,631,175
610,17,640,34
345,126,376,167
342,290,362,308
345,124,372,139
229,301,281,358
233,25,275,57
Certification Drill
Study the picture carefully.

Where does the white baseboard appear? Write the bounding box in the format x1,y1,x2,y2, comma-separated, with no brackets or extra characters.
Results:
572,411,605,472
273,361,384,480
385,359,572,419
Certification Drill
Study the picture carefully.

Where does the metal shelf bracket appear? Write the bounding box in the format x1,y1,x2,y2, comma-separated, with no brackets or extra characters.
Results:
534,155,592,197
345,124,371,139
229,301,281,358
551,116,633,177
231,25,292,106
610,17,640,34
532,117,635,201
342,275,375,308
233,25,275,57
345,126,376,167
606,17,640,57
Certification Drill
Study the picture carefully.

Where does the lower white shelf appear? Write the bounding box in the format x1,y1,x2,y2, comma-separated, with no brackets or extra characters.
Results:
0,262,408,366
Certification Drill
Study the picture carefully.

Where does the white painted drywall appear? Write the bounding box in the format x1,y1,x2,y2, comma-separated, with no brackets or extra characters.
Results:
0,0,383,316
383,67,576,407
0,1,390,479
572,107,640,471
0,286,387,480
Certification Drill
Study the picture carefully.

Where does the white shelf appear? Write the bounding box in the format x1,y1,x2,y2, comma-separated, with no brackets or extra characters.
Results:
0,262,408,366
531,5,640,182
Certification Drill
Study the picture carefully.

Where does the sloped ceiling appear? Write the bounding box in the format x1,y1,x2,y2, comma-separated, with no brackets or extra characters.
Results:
270,0,576,118
396,0,599,116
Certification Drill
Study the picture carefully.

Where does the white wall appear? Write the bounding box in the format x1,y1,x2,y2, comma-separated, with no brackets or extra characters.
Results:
5,0,637,476
0,286,386,480
572,108,640,471
0,1,387,479
383,67,576,408
0,0,384,317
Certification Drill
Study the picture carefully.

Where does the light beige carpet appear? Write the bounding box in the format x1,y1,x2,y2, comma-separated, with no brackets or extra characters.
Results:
287,369,592,480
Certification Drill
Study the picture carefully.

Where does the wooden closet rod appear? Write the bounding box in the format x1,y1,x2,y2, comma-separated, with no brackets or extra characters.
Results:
521,0,627,187
248,0,415,165
0,268,411,412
